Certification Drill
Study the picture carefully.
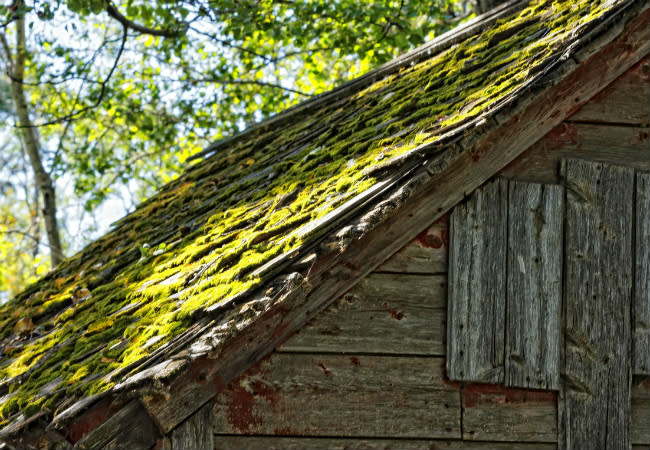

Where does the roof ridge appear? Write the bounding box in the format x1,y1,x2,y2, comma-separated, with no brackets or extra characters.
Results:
188,0,529,163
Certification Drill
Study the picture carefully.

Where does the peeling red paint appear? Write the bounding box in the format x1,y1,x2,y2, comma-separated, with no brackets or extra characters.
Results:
381,301,405,320
318,362,332,376
225,378,259,433
463,383,556,408
639,130,649,142
65,398,124,444
415,229,444,249
545,122,579,151
225,356,278,433
350,356,361,367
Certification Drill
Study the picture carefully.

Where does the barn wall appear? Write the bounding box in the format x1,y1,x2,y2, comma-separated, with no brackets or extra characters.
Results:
166,56,650,450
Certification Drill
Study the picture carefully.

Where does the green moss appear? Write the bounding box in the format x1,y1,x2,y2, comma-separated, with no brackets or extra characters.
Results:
0,0,620,427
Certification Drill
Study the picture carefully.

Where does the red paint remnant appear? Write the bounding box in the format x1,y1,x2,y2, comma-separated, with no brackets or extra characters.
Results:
439,229,449,249
225,356,278,433
639,130,649,142
225,379,259,433
350,356,361,367
381,301,405,320
318,362,332,376
186,356,214,384
274,426,297,436
65,398,124,444
343,261,359,271
463,383,556,408
545,122,579,151
415,228,444,249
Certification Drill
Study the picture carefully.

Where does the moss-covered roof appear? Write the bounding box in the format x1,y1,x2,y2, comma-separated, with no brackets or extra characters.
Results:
0,0,635,432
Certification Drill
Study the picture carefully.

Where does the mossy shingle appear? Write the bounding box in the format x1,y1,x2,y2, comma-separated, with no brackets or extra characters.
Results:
0,0,625,427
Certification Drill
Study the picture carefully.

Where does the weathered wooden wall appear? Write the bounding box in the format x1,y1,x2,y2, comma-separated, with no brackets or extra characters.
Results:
210,212,562,449
499,55,650,184
164,54,650,450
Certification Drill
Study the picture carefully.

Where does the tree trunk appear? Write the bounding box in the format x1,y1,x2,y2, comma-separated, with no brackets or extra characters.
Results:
7,2,63,267
475,0,508,14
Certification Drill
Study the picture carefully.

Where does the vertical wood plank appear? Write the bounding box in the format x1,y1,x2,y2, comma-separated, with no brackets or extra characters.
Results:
634,172,650,375
562,159,634,450
506,181,563,390
448,179,507,383
170,402,214,450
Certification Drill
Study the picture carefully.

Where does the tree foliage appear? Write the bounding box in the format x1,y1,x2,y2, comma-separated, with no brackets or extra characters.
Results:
0,0,469,300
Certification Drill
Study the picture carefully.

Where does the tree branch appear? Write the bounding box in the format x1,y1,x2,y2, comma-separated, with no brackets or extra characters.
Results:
19,26,128,128
189,77,313,96
105,2,188,37
0,31,13,71
0,229,64,260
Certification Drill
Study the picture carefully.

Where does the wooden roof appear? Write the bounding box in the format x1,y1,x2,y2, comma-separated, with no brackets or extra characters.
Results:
0,0,648,447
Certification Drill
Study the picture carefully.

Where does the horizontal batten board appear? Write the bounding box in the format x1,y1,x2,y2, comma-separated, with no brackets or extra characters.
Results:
562,159,634,449
447,179,507,383
505,181,563,390
212,354,460,439
462,383,558,443
635,172,650,375
569,55,650,125
499,123,650,184
279,273,446,355
376,216,449,274
213,436,557,449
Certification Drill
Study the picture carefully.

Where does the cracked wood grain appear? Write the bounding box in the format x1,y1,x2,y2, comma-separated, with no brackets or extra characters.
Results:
561,158,634,450
634,172,650,375
447,179,507,383
505,181,563,390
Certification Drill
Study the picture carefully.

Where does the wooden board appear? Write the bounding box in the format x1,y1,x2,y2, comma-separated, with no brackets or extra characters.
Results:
499,122,650,184
631,379,650,445
376,216,449,274
505,182,563,390
279,273,446,355
212,354,461,439
214,436,557,449
561,159,634,449
447,179,507,383
169,402,214,450
462,383,557,443
569,55,650,125
635,173,650,375
73,400,160,450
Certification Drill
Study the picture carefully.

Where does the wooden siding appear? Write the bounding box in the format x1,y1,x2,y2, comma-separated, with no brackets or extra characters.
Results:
569,55,649,125
635,172,650,375
204,209,650,448
498,122,650,184
562,159,634,449
213,354,461,439
280,273,446,355
375,216,448,274
447,179,507,384
448,179,563,389
505,181,563,390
